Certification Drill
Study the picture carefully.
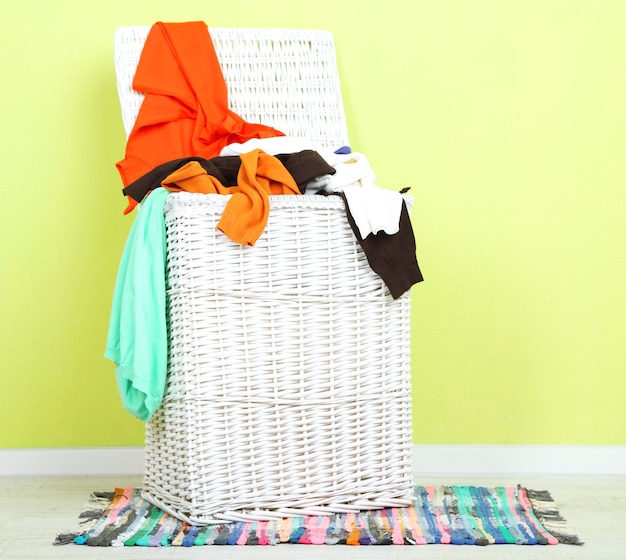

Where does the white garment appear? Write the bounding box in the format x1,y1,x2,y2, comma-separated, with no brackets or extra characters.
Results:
221,137,403,238
342,183,403,239
220,136,337,163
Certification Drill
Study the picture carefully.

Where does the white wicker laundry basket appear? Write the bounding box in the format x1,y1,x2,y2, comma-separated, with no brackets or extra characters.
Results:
142,193,414,524
114,26,415,524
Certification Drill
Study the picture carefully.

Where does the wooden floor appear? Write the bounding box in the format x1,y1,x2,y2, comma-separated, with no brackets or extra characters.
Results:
0,474,624,559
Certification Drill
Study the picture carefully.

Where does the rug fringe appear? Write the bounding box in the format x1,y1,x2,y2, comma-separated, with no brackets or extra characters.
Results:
523,487,584,546
53,489,118,545
53,532,81,546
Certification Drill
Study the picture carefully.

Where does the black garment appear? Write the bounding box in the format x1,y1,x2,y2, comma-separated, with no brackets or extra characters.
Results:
122,150,336,205
340,193,424,299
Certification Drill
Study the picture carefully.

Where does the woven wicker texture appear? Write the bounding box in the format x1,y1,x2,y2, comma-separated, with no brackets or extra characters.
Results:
142,194,414,524
114,26,413,524
114,26,350,149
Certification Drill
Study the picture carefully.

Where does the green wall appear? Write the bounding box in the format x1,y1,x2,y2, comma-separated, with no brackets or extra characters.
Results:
1,0,625,448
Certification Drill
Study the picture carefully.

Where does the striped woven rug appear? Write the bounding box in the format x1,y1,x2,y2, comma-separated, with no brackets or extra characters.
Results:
54,485,582,547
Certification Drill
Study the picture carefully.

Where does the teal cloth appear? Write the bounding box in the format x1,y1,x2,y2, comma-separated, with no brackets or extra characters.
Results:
105,189,170,421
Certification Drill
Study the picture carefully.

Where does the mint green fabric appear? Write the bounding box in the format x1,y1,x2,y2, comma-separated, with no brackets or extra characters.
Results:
105,188,170,421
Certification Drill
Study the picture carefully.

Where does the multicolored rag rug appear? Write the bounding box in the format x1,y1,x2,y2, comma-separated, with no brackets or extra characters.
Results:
54,485,583,547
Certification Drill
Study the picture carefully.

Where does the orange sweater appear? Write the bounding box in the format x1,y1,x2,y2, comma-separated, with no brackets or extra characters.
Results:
162,149,301,246
116,21,284,212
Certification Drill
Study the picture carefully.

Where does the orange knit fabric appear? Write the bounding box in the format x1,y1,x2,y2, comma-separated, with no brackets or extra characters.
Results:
162,149,301,246
116,21,284,206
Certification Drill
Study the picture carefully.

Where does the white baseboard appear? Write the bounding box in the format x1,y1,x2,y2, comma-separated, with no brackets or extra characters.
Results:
411,444,626,476
1,444,625,477
0,447,145,477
